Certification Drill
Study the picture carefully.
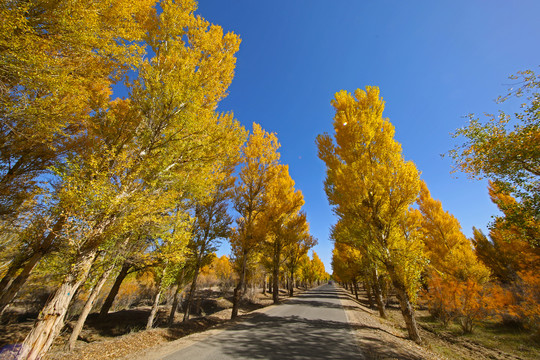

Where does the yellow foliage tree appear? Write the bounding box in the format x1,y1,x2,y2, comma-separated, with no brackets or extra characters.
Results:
283,212,316,296
231,123,280,318
417,180,491,332
0,0,154,221
472,182,540,333
16,1,243,358
317,86,424,342
260,164,304,304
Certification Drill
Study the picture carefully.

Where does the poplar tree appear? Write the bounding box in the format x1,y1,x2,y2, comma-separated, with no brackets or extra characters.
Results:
16,1,243,358
317,86,424,342
231,123,280,318
261,164,304,304
449,69,540,247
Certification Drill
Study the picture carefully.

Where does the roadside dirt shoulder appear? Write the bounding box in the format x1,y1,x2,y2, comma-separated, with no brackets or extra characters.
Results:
338,288,444,360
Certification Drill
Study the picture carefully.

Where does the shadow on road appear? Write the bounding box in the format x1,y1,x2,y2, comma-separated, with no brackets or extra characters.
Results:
164,284,426,360
182,313,360,360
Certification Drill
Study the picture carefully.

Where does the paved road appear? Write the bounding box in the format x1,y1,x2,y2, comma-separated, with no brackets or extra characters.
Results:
162,283,362,360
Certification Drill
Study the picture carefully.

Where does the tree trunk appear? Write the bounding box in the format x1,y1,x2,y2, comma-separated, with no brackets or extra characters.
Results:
0,254,27,293
289,271,294,297
365,282,375,308
262,274,266,295
231,253,247,319
183,266,200,322
272,254,280,304
18,249,98,360
168,287,181,326
147,264,168,330
98,261,131,319
353,280,359,300
386,263,422,343
0,250,45,315
146,287,162,330
0,216,65,315
372,269,387,318
168,268,185,326
66,263,114,350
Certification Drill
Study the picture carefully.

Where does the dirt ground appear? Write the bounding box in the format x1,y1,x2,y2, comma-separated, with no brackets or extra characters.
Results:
1,286,538,360
0,288,287,360
340,287,539,360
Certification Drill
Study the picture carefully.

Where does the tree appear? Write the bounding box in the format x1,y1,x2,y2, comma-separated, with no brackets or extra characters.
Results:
317,86,424,343
0,0,153,222
311,252,327,285
213,255,235,293
230,123,280,318
261,164,304,304
331,216,390,317
449,69,540,247
16,1,243,358
417,181,490,282
417,181,491,332
145,208,193,330
471,182,540,332
331,242,364,299
283,213,316,296
183,169,236,321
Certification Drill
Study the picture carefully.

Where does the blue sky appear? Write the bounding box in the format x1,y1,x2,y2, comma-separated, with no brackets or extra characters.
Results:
195,1,540,271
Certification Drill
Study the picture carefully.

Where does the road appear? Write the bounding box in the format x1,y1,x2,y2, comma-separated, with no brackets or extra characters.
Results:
161,283,362,359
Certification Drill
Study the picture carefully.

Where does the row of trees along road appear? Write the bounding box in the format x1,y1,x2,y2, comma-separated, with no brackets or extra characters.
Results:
324,78,539,343
0,1,323,359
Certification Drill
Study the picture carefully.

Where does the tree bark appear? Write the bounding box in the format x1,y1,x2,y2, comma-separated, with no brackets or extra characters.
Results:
0,216,65,315
98,260,131,319
18,249,98,360
147,266,166,330
0,254,27,293
365,282,375,308
0,251,45,315
66,263,114,350
272,255,280,304
146,287,162,330
386,263,422,343
183,266,200,322
168,268,185,326
372,268,387,318
289,271,294,297
231,253,247,319
262,274,266,295
353,279,359,300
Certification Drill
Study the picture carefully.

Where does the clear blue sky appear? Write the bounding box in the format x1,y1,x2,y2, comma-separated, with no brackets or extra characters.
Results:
195,1,540,271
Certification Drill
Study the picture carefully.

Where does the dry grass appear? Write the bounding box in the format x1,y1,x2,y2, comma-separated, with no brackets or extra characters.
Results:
340,286,539,360
386,303,539,360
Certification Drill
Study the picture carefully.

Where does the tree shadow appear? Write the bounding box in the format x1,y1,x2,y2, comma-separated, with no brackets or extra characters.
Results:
164,284,424,360
165,313,361,360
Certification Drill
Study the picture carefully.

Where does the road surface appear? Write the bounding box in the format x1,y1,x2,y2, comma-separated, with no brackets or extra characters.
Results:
161,283,362,359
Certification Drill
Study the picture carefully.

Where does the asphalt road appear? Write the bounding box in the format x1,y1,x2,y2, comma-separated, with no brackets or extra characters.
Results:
162,283,362,360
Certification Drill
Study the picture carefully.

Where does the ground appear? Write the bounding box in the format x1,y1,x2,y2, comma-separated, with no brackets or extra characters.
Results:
341,287,540,360
0,286,538,359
